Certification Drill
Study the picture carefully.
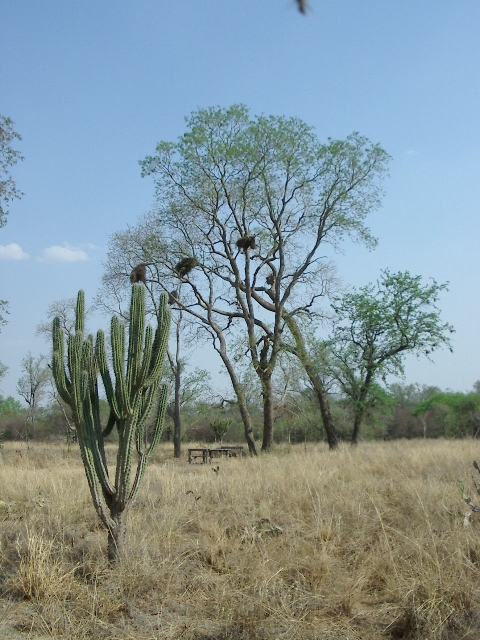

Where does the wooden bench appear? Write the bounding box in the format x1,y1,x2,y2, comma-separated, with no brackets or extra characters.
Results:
220,446,244,457
188,448,210,464
187,446,245,463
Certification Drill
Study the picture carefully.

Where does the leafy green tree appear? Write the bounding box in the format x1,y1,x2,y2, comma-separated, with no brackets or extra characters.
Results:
0,394,23,415
0,114,23,227
210,417,233,444
324,270,454,443
141,104,389,451
414,391,480,438
386,382,442,438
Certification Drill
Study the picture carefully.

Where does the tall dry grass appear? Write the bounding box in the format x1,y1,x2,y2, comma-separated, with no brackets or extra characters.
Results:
0,439,479,639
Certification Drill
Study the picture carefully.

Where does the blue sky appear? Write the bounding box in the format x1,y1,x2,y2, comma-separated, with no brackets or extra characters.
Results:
1,0,479,401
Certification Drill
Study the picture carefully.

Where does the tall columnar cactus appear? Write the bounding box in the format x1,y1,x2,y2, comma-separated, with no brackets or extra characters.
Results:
52,284,171,561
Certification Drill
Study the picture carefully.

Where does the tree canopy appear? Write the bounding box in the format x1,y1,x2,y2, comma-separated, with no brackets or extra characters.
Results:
139,104,390,450
324,270,454,442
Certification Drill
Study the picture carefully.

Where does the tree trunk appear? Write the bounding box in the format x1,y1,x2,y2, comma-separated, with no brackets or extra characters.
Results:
215,332,257,455
351,376,372,445
107,507,127,563
236,388,257,455
283,314,338,449
260,372,274,452
173,312,182,458
351,404,365,445
352,380,372,444
314,382,338,450
173,364,181,458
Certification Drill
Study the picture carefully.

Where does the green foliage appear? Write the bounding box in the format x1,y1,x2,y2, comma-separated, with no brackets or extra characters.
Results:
0,394,25,443
138,105,390,452
51,284,171,561
414,392,480,438
210,418,233,443
0,300,8,332
0,114,24,226
0,395,24,415
323,270,453,442
0,360,8,382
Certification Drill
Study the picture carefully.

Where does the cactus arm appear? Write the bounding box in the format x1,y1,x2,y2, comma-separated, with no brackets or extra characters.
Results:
144,383,168,457
115,415,138,508
135,385,159,454
75,290,85,334
67,333,85,423
102,410,116,438
77,360,116,497
126,284,145,395
95,329,121,420
145,294,171,386
137,325,153,388
76,433,115,531
128,384,169,504
52,317,73,402
111,316,131,416
52,326,72,406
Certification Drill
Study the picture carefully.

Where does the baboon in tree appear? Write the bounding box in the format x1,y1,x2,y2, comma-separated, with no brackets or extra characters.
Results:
175,257,198,278
130,263,147,285
236,235,256,251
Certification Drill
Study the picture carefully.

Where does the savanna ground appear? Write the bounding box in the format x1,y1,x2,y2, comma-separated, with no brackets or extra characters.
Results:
0,439,479,639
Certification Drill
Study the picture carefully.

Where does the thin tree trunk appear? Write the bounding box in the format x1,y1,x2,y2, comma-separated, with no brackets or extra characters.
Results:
260,372,274,451
351,379,371,445
315,382,338,450
173,366,181,458
351,405,365,445
215,334,257,455
283,314,338,449
173,311,182,458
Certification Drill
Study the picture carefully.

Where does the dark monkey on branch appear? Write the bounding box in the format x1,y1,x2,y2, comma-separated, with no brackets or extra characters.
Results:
130,263,147,285
168,290,178,305
175,257,198,278
236,235,256,252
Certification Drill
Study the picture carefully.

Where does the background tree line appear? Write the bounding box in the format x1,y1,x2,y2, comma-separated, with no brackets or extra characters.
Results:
2,379,479,446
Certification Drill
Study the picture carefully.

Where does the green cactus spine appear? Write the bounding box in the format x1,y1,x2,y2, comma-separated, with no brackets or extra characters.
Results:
52,284,171,562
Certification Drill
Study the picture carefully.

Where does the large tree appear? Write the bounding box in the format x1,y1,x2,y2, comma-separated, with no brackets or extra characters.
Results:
0,114,23,228
140,104,390,450
323,270,454,443
96,222,259,455
17,353,51,441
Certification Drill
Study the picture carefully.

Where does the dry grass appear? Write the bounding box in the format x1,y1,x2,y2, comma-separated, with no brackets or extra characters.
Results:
0,439,479,639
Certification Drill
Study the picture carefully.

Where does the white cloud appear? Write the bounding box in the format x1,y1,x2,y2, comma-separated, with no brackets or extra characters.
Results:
0,243,30,260
39,244,89,263
85,242,104,251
